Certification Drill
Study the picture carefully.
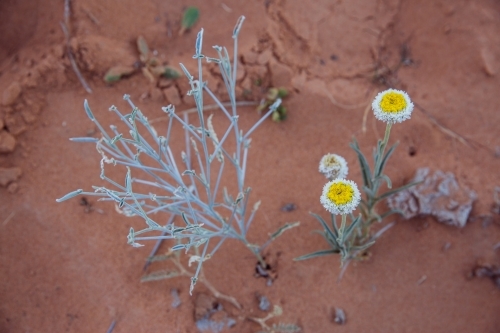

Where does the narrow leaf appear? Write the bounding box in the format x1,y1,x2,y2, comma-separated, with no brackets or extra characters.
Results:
376,180,421,201
56,189,83,202
376,142,398,177
294,249,338,261
269,221,300,241
350,139,372,188
141,270,179,282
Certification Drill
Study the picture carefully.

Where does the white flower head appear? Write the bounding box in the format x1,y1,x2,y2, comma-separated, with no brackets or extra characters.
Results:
319,153,348,180
372,89,414,123
320,179,361,215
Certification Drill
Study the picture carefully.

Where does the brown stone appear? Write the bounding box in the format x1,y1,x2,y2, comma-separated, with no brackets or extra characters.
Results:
150,88,164,103
2,81,22,106
0,167,22,187
269,59,293,88
162,86,182,106
257,49,273,65
7,182,19,193
21,110,36,124
481,48,498,76
242,49,258,64
291,71,307,91
0,130,16,153
4,114,27,135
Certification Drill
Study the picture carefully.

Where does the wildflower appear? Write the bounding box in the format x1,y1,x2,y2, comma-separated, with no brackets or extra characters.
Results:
372,89,414,123
320,179,361,215
319,153,348,180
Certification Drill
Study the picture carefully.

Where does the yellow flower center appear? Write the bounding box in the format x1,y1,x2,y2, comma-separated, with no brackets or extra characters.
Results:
326,182,354,205
380,92,407,113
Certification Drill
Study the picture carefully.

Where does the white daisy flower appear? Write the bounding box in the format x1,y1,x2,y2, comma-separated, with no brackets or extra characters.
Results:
319,153,348,180
320,179,361,215
372,89,414,123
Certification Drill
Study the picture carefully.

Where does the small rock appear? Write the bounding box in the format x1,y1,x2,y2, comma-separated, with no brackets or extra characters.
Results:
333,307,346,325
242,50,258,64
0,130,16,153
235,61,245,82
2,82,22,106
150,87,164,103
21,111,36,124
257,49,273,65
163,86,182,105
241,76,252,91
170,288,181,308
246,65,268,81
7,182,19,193
257,294,271,311
388,168,477,228
4,114,27,135
291,71,307,91
158,77,174,89
269,59,293,88
281,203,297,212
194,293,217,321
481,47,498,76
0,167,22,187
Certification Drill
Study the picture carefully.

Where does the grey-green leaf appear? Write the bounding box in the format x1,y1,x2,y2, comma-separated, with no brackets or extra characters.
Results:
181,7,200,31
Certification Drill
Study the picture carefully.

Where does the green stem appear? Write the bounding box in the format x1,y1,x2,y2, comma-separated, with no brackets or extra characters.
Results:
374,122,393,177
336,214,347,243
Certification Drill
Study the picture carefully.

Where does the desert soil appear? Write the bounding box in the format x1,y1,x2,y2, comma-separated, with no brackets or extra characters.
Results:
1,0,500,332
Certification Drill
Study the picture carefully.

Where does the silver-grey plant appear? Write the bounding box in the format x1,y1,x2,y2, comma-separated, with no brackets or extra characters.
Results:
57,16,297,293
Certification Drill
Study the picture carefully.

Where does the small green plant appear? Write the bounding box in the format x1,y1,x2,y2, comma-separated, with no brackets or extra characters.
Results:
257,87,289,122
179,6,200,36
104,36,181,84
58,17,298,293
295,89,418,265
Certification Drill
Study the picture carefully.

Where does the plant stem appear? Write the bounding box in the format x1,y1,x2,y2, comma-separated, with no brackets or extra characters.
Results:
337,214,347,243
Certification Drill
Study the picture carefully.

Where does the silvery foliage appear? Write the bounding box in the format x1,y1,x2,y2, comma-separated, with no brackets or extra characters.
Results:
57,16,281,292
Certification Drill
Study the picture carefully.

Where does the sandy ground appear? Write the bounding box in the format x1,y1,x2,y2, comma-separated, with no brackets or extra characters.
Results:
1,0,500,332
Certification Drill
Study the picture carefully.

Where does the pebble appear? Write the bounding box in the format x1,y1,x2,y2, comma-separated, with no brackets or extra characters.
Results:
257,49,273,65
7,182,19,193
0,130,16,153
481,47,497,76
163,86,181,105
269,59,292,88
2,81,22,106
0,167,22,187
242,50,258,64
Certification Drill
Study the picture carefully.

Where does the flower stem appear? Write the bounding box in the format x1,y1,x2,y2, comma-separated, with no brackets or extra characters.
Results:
337,214,347,243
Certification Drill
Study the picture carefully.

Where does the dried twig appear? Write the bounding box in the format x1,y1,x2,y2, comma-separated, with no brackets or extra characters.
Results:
60,0,92,93
361,90,377,133
322,86,367,110
171,256,242,309
105,320,116,333
414,102,472,148
2,212,15,226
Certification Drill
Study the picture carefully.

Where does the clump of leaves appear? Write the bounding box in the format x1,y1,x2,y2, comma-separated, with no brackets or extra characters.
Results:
179,7,200,36
257,87,289,122
103,36,180,84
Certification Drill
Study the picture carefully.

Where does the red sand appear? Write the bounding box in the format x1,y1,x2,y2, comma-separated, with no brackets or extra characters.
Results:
1,0,499,332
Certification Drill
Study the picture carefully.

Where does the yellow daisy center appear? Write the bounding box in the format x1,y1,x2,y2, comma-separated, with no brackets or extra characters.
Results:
380,92,407,113
326,182,354,205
